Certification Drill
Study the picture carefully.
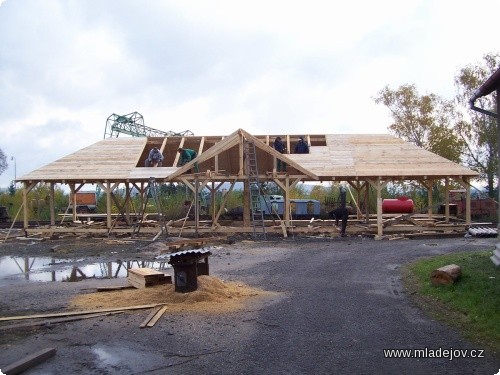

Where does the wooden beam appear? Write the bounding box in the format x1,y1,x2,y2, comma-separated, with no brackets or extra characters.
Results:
427,179,434,218
0,304,165,322
240,129,319,180
2,347,56,375
444,178,450,223
284,176,290,223
168,131,241,180
145,305,168,327
239,133,244,176
49,183,55,226
198,136,205,156
212,179,237,227
465,177,471,225
173,137,185,167
159,137,168,153
367,178,388,238
140,306,162,328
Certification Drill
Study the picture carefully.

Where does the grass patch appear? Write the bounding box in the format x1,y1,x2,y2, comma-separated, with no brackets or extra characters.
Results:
402,250,500,352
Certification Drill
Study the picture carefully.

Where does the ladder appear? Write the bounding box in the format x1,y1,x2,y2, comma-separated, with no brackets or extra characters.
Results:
133,177,168,237
244,140,267,240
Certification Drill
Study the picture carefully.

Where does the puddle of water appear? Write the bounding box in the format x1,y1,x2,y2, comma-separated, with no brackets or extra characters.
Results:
91,344,166,372
0,256,171,286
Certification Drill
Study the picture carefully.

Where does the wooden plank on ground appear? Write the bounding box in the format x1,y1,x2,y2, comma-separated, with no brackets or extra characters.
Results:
139,306,163,328
0,312,124,331
97,285,135,292
146,305,168,327
0,304,164,322
2,347,56,375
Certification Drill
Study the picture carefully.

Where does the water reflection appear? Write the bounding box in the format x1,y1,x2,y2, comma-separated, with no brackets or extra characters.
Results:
0,256,171,285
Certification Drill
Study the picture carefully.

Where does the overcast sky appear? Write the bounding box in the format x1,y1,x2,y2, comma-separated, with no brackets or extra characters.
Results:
0,0,499,188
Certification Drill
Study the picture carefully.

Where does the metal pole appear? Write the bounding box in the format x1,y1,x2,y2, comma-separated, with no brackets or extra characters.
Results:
497,88,500,228
195,177,199,238
10,156,16,182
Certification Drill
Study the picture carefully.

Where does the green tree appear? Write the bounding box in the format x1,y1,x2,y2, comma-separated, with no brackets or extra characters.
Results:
454,52,500,197
0,148,7,176
374,84,464,163
8,181,16,196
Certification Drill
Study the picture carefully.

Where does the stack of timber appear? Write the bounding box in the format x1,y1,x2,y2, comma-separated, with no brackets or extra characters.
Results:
162,236,227,252
128,268,172,289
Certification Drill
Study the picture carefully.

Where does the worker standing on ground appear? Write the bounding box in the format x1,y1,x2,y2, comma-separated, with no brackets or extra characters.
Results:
177,147,199,173
273,136,287,172
145,147,164,167
294,136,309,154
330,185,349,236
329,207,349,237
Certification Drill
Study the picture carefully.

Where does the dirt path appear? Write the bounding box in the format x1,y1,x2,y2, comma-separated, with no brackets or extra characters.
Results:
0,236,498,374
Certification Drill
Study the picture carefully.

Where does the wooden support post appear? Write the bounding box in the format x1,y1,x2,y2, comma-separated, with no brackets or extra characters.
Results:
106,182,112,229
238,133,244,176
243,179,250,228
195,177,199,238
377,183,383,237
364,183,370,224
211,181,216,221
457,177,472,225
284,176,290,224
427,179,433,218
125,183,131,225
465,178,471,225
444,178,450,222
49,183,55,226
368,178,387,238
69,183,77,222
22,183,28,230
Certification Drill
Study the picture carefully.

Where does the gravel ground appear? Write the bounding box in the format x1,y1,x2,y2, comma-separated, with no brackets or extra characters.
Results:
0,234,499,374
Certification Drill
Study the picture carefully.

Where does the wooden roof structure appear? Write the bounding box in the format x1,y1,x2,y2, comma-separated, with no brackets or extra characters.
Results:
17,128,479,238
19,128,477,183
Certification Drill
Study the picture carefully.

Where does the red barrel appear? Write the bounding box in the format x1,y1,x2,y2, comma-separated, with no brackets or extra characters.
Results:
382,197,414,214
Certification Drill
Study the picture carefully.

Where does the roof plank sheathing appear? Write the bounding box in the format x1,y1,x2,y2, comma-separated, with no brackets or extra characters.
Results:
17,129,478,183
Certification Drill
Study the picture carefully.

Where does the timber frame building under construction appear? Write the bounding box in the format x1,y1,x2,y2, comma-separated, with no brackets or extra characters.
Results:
17,128,479,239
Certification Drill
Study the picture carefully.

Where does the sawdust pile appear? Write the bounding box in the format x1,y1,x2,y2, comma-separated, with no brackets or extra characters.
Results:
70,276,277,314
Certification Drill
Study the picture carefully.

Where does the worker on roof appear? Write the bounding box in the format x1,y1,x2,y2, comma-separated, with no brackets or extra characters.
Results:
273,136,287,172
145,147,164,167
177,148,199,173
294,136,309,154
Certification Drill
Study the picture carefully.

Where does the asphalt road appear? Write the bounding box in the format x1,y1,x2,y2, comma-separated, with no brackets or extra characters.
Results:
0,236,499,374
